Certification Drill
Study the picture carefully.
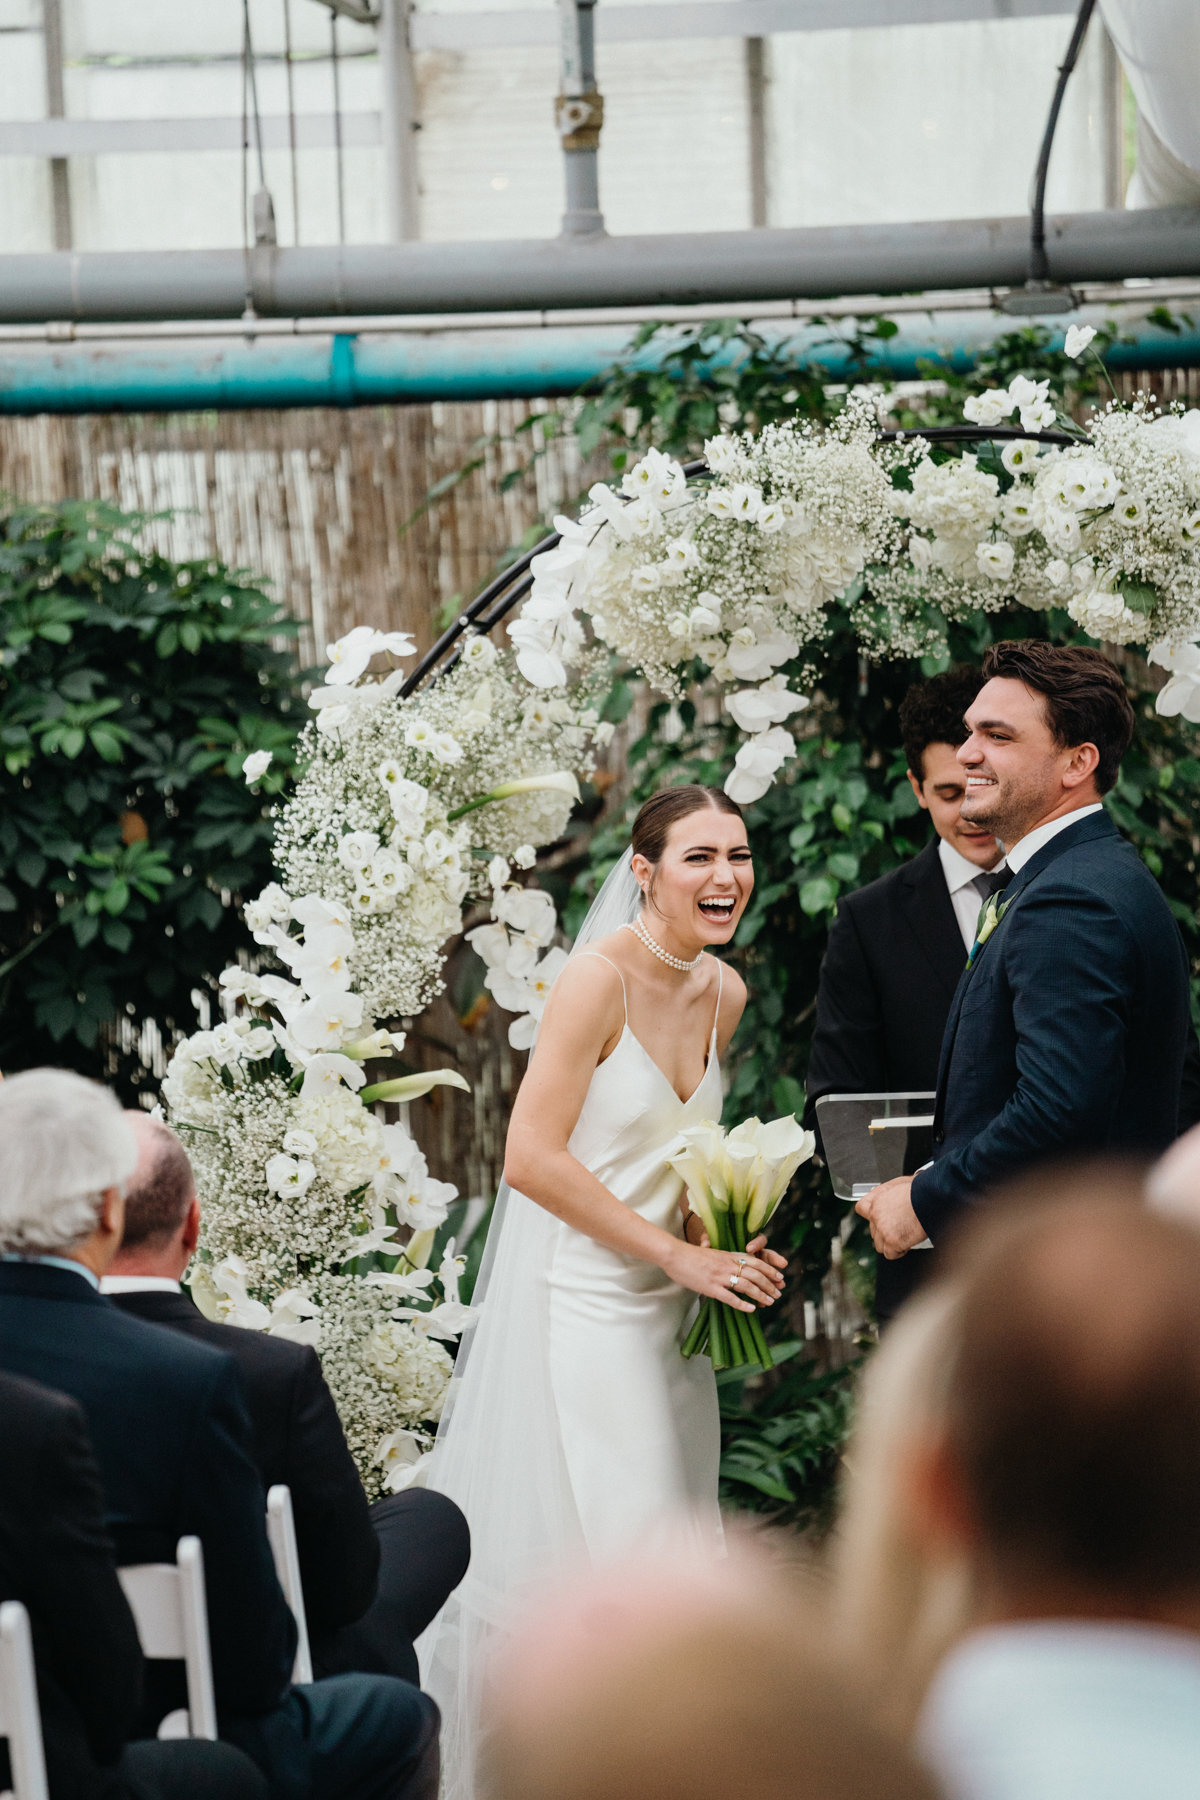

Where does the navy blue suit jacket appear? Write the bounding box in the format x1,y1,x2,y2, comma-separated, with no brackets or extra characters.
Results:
0,1262,296,1720
911,809,1190,1241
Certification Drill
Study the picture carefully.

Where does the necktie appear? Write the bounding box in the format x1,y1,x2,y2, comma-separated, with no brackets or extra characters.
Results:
970,867,1011,942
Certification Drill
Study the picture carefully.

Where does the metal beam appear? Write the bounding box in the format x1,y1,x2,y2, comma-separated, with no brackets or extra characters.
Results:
407,0,1074,51
0,114,381,157
0,207,1197,324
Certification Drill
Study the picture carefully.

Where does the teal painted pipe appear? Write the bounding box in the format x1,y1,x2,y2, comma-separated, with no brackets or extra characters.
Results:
1,312,1198,414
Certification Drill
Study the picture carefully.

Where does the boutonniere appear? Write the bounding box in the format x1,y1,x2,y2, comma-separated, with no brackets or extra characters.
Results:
967,891,1013,969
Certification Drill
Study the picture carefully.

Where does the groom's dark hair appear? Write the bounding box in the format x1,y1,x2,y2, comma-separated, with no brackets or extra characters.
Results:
981,639,1134,793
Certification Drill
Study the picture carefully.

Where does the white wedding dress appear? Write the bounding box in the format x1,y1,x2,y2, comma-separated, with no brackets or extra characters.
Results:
418,865,724,1799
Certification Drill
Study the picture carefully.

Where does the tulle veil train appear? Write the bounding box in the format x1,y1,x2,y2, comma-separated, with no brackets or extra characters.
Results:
416,850,643,1800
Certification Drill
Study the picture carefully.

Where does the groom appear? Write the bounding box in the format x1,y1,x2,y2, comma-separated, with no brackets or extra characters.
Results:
858,639,1190,1261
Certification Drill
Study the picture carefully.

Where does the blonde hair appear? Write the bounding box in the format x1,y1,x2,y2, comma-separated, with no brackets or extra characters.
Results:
831,1283,974,1732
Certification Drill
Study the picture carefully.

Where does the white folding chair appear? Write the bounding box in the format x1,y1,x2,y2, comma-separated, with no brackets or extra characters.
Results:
266,1486,313,1685
118,1536,217,1740
0,1602,49,1800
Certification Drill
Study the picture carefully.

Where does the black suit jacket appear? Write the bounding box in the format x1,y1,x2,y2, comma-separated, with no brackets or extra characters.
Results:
0,1263,295,1723
805,837,966,1315
0,1369,143,1800
110,1289,378,1639
912,810,1190,1239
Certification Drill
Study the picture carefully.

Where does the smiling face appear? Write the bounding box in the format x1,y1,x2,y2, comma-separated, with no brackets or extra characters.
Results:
631,805,754,952
907,740,1002,870
957,675,1101,845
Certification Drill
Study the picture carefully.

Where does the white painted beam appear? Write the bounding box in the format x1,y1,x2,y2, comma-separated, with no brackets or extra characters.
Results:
0,114,382,158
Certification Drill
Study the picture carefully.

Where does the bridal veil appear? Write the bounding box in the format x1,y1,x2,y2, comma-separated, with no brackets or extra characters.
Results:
417,850,643,1800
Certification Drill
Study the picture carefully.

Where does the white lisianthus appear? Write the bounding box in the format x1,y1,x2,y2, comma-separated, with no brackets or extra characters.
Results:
702,435,741,475
1114,492,1148,529
1064,323,1097,360
265,1153,317,1199
975,539,1016,580
282,1129,320,1156
337,831,379,873
459,633,497,670
963,389,1015,428
593,721,616,747
1001,440,1039,475
243,750,273,784
728,484,764,523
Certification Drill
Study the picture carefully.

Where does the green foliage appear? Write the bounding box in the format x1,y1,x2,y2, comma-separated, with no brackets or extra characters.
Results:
0,499,304,1094
718,1343,857,1528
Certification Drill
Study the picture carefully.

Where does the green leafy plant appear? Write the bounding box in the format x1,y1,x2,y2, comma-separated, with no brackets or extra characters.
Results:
0,499,305,1093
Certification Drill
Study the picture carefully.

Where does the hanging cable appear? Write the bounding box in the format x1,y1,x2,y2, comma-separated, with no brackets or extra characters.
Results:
242,0,278,250
282,0,300,244
1029,0,1096,283
331,9,347,246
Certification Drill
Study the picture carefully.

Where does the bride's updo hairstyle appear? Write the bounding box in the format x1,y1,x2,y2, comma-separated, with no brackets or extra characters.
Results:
631,785,745,905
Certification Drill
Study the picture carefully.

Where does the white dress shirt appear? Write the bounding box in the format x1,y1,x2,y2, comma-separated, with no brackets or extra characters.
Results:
1003,802,1104,874
100,1275,182,1295
939,838,1009,953
917,1620,1200,1800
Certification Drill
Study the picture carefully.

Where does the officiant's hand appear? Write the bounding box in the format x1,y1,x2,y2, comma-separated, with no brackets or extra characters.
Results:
855,1177,927,1259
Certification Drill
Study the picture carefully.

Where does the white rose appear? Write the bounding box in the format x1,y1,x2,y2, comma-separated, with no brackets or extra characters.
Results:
283,1129,320,1156
240,1027,277,1059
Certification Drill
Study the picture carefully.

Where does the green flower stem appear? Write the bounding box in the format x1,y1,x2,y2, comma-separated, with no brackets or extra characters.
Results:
710,1302,729,1371
681,1306,709,1360
445,794,499,823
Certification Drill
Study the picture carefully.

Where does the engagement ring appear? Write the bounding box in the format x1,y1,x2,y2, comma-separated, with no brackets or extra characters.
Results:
729,1274,739,1288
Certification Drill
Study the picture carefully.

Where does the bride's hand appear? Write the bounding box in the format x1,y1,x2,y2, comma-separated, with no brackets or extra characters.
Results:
666,1231,785,1311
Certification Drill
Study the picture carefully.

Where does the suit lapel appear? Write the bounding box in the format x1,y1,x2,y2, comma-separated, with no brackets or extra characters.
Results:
898,837,968,1001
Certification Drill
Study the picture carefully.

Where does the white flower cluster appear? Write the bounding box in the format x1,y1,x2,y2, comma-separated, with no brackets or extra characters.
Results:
466,858,569,1050
876,393,1200,655
273,637,602,1021
509,398,908,803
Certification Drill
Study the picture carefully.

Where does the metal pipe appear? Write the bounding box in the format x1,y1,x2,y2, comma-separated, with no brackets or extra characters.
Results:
556,0,604,238
2,308,1199,414
379,0,419,241
1,206,1198,323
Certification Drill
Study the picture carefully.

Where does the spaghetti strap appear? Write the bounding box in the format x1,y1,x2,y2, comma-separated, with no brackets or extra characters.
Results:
712,958,724,1041
576,951,628,1025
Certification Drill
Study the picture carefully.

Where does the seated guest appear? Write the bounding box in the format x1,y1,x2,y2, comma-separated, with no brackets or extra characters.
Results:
806,667,1001,1318
894,1191,1200,1798
102,1113,470,1686
0,1365,267,1800
0,1068,439,1800
483,1548,938,1800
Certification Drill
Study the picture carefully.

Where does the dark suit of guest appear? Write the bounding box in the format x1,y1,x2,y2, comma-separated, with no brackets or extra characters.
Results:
111,1288,470,1686
0,1264,439,1800
0,1367,265,1800
912,810,1189,1240
805,836,965,1317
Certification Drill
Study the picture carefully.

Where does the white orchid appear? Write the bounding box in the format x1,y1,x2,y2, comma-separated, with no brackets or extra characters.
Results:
267,1289,322,1347
373,1427,432,1494
725,676,810,734
324,626,417,687
963,388,1015,428
392,1300,478,1341
1149,639,1200,722
289,991,366,1052
209,1255,271,1329
296,1052,367,1094
724,725,795,805
724,626,798,683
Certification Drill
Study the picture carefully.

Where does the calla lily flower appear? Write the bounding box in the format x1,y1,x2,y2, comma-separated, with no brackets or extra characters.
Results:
446,771,581,823
359,1068,471,1105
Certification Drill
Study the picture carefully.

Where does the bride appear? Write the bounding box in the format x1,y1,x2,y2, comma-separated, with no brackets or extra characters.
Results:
419,783,788,1796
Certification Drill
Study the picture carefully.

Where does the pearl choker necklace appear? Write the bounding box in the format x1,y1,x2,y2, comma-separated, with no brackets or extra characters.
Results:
623,918,705,972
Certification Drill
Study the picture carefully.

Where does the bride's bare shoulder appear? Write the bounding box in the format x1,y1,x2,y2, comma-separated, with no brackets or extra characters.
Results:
540,936,631,1026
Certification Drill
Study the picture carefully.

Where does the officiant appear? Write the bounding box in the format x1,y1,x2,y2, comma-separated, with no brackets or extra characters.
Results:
805,667,1004,1319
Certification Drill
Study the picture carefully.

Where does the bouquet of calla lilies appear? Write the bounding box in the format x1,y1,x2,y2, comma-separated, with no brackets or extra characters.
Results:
667,1114,815,1372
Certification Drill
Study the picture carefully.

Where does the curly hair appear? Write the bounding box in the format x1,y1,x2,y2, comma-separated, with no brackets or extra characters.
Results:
898,667,986,782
